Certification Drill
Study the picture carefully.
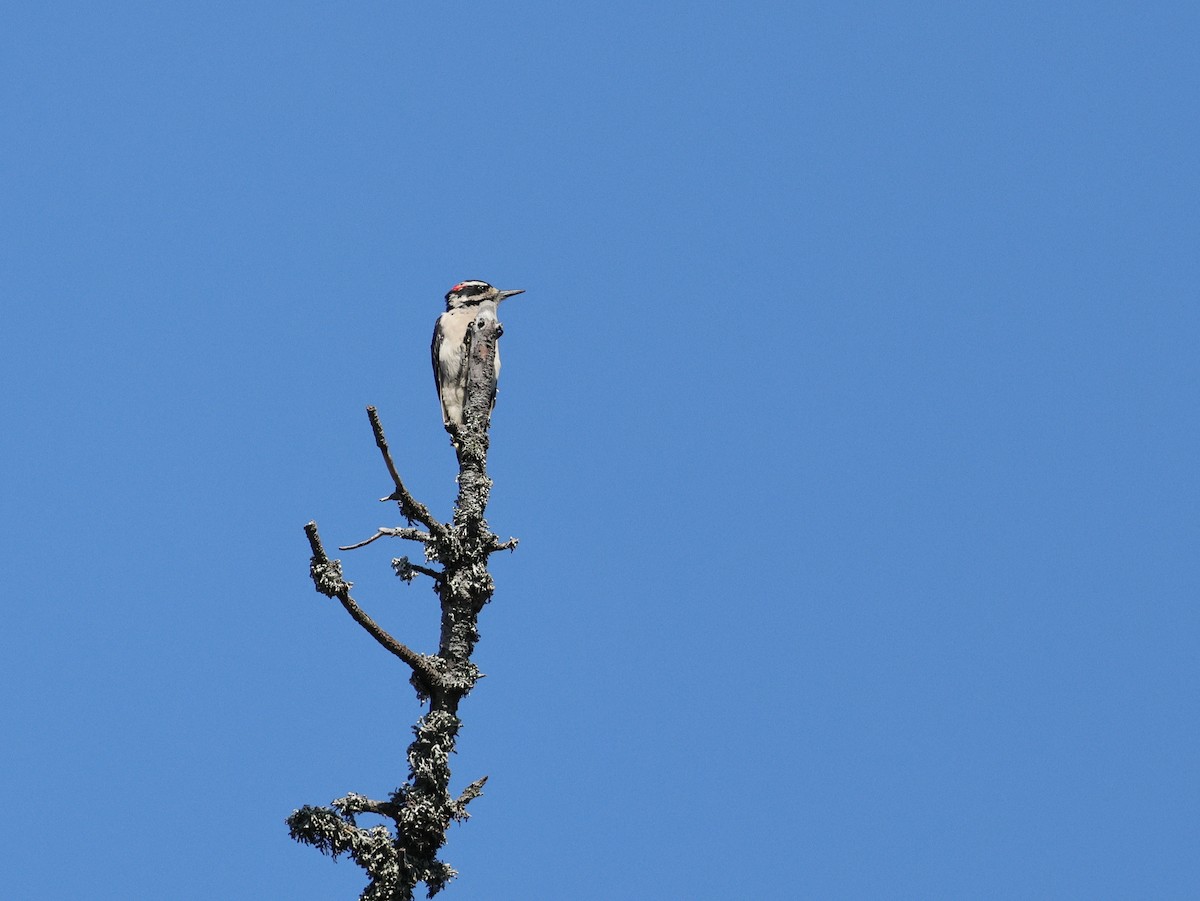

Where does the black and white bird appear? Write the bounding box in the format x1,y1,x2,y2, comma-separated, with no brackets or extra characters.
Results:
431,280,525,431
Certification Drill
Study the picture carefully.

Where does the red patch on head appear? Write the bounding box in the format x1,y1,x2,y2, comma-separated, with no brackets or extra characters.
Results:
451,282,464,292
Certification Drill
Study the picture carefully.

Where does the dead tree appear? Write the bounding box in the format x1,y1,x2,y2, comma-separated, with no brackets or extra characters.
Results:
289,313,517,899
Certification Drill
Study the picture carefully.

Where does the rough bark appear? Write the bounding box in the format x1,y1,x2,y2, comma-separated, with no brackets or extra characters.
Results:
289,314,517,900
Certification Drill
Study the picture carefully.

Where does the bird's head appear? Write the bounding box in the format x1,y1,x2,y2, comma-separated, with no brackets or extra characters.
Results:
444,280,525,311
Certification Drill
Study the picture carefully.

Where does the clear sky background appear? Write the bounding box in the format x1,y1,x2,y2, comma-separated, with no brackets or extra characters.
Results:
2,3,1197,899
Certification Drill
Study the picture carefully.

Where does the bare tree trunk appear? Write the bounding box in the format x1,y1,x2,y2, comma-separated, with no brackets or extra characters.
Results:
289,314,517,900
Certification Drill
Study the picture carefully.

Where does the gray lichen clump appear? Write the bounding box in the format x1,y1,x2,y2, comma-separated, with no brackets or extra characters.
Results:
291,316,517,900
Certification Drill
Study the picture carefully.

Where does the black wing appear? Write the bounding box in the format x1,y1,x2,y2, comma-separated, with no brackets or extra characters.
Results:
430,316,443,400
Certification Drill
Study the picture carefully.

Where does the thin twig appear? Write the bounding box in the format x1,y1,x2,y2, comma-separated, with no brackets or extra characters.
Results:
339,531,387,551
339,526,431,551
367,405,441,534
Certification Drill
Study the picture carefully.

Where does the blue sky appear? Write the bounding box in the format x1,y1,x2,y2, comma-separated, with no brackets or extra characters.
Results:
2,2,1197,898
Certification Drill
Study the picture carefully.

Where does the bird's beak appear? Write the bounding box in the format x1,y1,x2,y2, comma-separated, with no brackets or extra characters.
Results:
499,289,525,300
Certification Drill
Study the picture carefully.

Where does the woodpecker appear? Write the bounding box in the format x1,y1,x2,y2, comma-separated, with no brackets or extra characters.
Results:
431,280,525,431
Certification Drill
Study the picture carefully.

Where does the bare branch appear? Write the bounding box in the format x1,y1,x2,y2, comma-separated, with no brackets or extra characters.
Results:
334,592,439,688
305,521,440,692
379,526,432,542
339,526,431,552
367,405,441,533
489,536,520,554
339,531,387,551
305,520,328,557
